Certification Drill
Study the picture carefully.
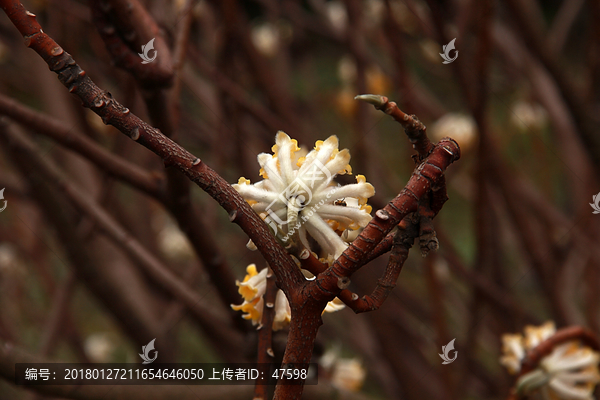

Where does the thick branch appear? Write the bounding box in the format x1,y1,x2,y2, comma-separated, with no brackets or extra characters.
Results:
349,220,416,313
311,138,460,302
0,0,306,293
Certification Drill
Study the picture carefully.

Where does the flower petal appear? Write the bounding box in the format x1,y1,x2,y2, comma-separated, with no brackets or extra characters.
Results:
302,211,348,258
317,204,372,228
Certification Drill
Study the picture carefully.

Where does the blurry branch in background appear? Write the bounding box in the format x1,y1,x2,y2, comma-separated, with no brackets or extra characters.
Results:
0,0,598,399
0,93,164,199
0,1,461,397
0,120,244,360
90,0,244,321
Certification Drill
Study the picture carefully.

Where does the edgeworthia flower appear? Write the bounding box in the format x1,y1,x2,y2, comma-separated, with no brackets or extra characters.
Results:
233,131,375,260
231,264,345,331
500,322,600,399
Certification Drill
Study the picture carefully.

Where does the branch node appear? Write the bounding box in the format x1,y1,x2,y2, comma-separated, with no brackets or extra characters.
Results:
266,348,275,358
337,276,351,289
375,209,390,220
228,209,238,222
130,127,140,141
299,248,311,259
192,158,201,166
50,46,64,56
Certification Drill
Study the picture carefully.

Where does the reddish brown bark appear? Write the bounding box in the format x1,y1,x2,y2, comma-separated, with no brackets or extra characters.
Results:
0,2,461,397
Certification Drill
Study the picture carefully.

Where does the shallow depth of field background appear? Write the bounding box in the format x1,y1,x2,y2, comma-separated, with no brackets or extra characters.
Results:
0,0,598,399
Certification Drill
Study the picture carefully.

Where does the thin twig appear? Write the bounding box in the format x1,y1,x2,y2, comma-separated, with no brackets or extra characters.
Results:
254,268,278,400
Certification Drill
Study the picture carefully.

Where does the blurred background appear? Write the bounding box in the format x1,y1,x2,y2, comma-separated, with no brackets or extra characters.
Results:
0,0,598,399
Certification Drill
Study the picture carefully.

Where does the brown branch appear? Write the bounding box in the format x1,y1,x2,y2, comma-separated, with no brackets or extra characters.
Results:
349,220,415,313
0,122,244,361
275,124,460,400
0,0,306,295
187,46,289,135
217,0,298,131
0,93,164,199
503,0,600,173
0,123,166,351
437,227,538,323
355,94,434,161
424,253,453,400
89,0,173,88
89,0,270,318
254,268,278,400
315,138,459,288
38,271,77,356
170,0,195,118
0,4,464,397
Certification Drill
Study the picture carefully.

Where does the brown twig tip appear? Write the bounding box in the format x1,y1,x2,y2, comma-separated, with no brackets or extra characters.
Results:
354,94,388,109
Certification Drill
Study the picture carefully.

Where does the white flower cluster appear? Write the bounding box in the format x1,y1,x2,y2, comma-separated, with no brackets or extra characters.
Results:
500,321,600,400
231,264,344,331
233,131,374,260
